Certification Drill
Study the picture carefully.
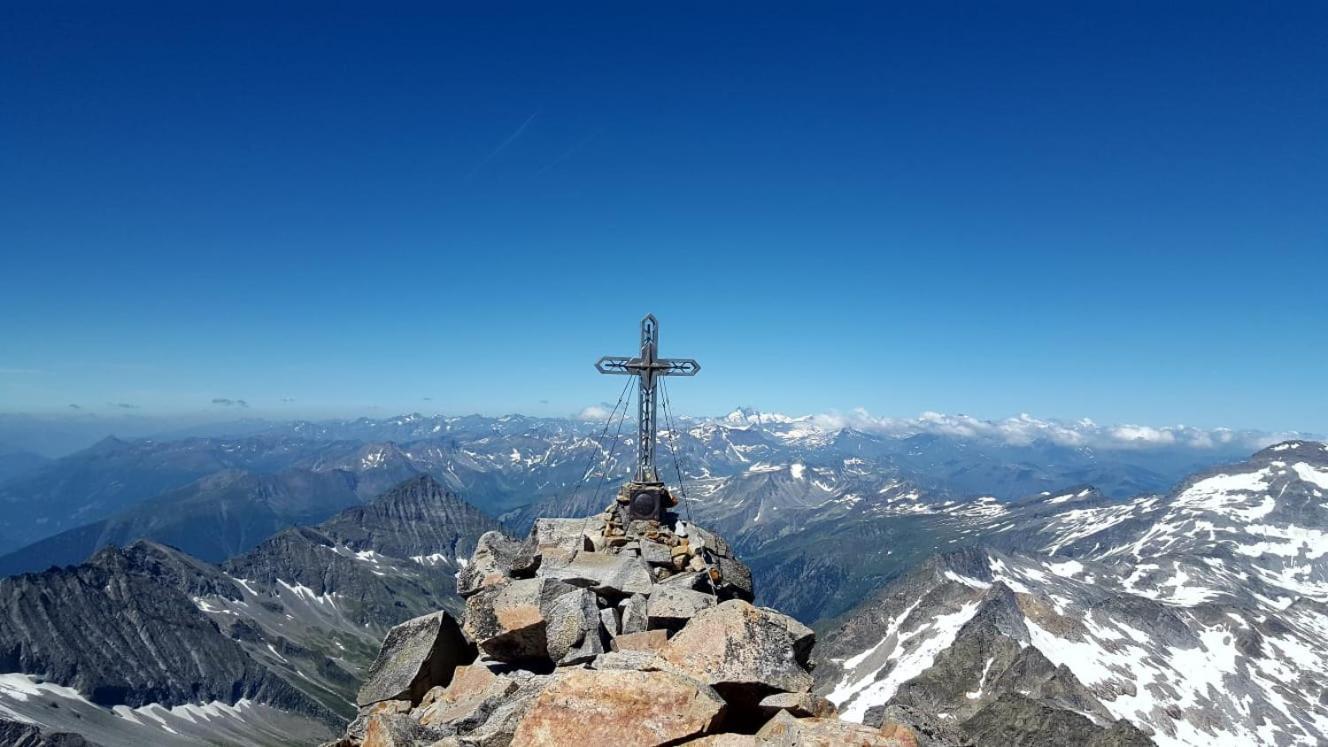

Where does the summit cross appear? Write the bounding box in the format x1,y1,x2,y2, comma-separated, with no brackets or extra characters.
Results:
595,314,700,483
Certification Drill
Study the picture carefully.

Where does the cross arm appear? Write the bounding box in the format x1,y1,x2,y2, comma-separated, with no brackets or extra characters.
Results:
657,358,701,376
595,356,636,374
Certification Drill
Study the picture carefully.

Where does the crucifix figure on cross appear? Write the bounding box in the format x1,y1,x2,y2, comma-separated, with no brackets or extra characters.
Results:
596,314,700,521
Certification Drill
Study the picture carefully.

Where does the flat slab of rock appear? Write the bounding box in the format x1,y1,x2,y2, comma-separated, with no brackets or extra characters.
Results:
647,586,715,628
590,650,657,671
611,629,668,653
683,736,759,746
544,551,653,596
756,691,837,719
754,712,917,747
510,669,726,747
357,611,472,707
655,600,815,696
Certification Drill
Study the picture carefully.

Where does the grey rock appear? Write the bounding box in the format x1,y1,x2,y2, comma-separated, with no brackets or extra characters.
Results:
863,704,973,747
531,517,593,569
457,531,536,598
545,585,603,665
462,577,583,662
590,650,658,670
646,586,716,629
360,711,454,746
544,551,653,596
620,593,649,634
639,538,674,566
756,691,837,719
658,570,708,592
453,673,554,747
656,600,815,705
357,610,473,707
599,606,620,637
716,555,755,601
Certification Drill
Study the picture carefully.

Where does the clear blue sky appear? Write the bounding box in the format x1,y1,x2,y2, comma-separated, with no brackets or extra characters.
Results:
1,2,1325,431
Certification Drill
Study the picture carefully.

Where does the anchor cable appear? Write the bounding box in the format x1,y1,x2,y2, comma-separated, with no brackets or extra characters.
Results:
661,377,719,597
567,375,633,503
590,379,634,509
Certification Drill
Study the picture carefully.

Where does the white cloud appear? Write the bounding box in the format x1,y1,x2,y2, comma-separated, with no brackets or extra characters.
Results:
576,403,614,421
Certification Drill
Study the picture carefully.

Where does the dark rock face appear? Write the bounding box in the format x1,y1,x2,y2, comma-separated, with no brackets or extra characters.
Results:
0,720,97,747
960,694,1153,747
0,543,332,720
0,473,502,746
317,474,498,561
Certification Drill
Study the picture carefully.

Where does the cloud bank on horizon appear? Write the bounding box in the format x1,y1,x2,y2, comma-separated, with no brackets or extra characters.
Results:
689,407,1301,452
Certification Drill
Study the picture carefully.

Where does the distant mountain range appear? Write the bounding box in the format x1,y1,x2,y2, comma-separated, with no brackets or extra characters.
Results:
0,409,1288,631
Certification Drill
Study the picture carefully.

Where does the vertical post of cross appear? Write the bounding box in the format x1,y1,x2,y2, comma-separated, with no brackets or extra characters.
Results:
595,314,701,492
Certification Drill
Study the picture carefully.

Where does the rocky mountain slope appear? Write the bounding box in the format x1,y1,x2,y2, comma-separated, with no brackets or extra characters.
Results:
815,441,1328,746
0,475,498,746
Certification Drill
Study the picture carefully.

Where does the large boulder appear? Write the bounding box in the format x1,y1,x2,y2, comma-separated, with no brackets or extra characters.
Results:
433,671,554,747
457,531,537,597
462,577,588,662
654,600,815,708
647,586,716,629
357,611,473,707
530,518,594,569
510,669,726,747
620,593,649,634
360,712,452,747
543,551,653,596
543,584,605,665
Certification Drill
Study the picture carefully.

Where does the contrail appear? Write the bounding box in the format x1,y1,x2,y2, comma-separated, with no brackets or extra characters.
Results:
466,112,538,180
536,128,603,176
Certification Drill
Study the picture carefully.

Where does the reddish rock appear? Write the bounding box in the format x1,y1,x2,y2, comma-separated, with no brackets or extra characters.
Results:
754,712,916,747
655,600,814,696
510,669,725,747
611,629,669,653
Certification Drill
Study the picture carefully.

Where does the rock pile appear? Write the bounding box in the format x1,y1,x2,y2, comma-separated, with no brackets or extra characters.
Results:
327,508,917,747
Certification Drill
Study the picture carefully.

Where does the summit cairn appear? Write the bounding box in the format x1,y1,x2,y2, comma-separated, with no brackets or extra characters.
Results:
326,316,916,746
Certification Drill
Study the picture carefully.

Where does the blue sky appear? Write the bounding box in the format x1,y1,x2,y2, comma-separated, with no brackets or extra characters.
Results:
1,2,1325,431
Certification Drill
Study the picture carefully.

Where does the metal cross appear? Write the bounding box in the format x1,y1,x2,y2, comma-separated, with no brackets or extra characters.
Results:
596,314,700,483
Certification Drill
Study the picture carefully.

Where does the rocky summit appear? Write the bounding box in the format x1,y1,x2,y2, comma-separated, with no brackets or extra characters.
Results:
326,504,919,746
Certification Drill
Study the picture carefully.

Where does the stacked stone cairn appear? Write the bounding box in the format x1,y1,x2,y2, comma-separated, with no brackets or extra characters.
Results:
329,505,918,747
